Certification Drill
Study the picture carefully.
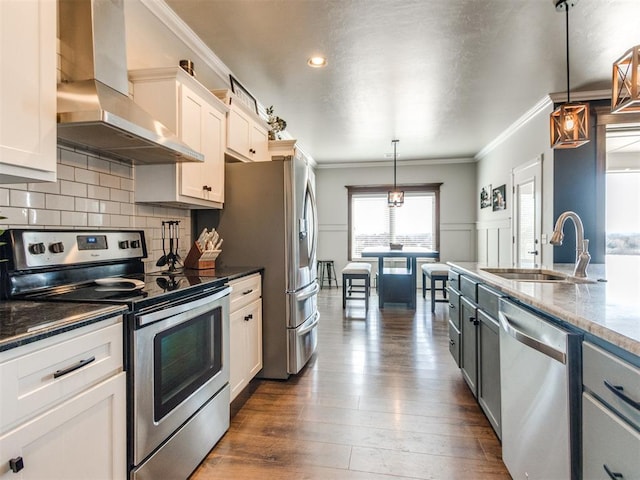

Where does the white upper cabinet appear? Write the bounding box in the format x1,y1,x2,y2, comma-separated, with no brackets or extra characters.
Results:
0,0,57,184
213,90,269,162
130,68,228,208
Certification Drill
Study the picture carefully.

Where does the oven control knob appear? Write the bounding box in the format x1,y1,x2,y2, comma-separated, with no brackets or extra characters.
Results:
49,242,65,254
119,240,130,249
28,242,46,255
130,240,141,249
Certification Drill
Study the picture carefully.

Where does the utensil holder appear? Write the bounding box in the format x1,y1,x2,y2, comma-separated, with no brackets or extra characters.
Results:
184,242,221,270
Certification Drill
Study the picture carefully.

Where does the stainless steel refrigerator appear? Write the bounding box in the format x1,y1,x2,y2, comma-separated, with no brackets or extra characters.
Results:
204,153,319,379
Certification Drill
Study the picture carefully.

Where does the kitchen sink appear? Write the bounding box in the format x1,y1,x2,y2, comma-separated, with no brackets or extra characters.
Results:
480,268,597,284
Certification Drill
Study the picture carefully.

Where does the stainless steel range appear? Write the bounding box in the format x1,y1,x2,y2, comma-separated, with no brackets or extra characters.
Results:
0,229,231,480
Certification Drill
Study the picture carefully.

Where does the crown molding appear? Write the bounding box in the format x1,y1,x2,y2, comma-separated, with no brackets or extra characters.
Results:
475,96,553,161
315,157,475,169
548,89,611,103
139,0,232,85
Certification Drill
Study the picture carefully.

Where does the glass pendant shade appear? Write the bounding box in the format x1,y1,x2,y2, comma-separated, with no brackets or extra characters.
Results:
612,45,640,113
550,102,590,148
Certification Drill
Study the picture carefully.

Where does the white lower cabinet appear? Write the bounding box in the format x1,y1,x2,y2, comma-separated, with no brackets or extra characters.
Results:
0,317,126,479
0,373,126,479
228,273,263,401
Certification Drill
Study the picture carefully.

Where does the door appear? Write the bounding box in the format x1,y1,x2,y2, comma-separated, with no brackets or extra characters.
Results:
512,157,542,267
289,153,318,290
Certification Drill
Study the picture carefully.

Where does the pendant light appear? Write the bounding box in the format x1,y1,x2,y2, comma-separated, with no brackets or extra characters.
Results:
387,139,404,207
612,45,640,113
550,0,590,149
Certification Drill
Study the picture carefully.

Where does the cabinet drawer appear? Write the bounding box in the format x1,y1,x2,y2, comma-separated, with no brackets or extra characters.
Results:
448,321,461,367
460,276,478,302
0,318,123,433
477,284,502,319
583,342,640,428
229,273,261,312
447,288,460,329
448,270,460,292
583,392,640,479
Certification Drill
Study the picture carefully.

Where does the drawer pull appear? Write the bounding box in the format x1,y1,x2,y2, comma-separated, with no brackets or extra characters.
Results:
603,464,624,479
242,289,254,295
244,314,253,321
53,356,96,379
9,457,24,473
604,379,640,410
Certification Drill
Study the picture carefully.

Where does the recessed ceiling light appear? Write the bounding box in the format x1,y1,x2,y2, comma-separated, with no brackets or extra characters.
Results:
307,56,327,68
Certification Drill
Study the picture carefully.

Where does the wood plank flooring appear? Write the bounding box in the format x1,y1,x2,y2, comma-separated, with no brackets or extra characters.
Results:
191,289,509,479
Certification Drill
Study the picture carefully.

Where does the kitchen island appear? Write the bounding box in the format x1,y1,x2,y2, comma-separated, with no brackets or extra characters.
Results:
448,257,640,358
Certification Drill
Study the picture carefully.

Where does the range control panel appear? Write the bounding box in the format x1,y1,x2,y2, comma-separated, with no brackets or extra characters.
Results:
9,230,146,270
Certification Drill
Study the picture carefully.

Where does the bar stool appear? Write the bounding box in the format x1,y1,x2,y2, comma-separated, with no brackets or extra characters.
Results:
317,260,337,288
422,263,450,312
342,262,371,309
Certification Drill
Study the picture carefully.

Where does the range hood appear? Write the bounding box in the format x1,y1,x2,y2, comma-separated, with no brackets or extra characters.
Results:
57,0,203,165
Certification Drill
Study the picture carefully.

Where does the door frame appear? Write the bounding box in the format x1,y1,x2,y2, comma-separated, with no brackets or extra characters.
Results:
512,156,543,267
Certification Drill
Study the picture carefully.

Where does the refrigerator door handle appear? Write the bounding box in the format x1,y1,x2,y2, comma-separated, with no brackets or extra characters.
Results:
293,282,320,300
298,311,320,336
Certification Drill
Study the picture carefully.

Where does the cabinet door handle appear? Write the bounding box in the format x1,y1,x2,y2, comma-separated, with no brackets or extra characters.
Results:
469,316,479,326
244,314,253,321
449,303,455,309
53,356,96,379
603,464,624,479
603,380,640,410
9,457,24,473
242,289,254,295
449,339,455,346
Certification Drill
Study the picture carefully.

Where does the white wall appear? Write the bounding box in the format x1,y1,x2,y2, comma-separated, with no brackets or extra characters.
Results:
475,100,555,267
315,161,477,285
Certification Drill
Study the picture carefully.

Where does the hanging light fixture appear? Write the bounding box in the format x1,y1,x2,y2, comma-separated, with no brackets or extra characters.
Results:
612,45,640,113
550,0,590,149
387,139,404,207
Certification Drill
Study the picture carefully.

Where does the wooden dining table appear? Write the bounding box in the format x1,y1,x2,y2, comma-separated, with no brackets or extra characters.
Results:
361,246,440,309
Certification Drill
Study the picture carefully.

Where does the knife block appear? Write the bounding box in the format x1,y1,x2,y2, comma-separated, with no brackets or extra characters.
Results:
183,242,220,270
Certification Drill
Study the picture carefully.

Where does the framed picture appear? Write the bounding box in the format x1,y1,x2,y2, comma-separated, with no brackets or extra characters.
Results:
480,184,492,209
229,75,258,114
492,184,506,211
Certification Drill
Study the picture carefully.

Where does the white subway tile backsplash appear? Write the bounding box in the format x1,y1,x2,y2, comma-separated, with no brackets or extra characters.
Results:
0,206,28,225
60,180,87,198
88,156,111,174
88,213,109,227
28,181,60,194
46,194,75,211
87,185,110,200
2,146,193,271
111,188,130,203
29,209,60,225
75,198,100,213
75,168,100,185
10,190,45,209
99,173,120,189
61,211,88,226
56,164,75,181
100,200,121,215
111,161,132,178
59,148,87,168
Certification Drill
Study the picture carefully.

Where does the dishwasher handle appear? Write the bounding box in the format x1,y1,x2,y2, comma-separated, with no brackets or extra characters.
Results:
499,311,566,364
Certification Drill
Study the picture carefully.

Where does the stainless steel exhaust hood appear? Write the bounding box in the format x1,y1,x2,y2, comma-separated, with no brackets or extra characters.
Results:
57,0,203,165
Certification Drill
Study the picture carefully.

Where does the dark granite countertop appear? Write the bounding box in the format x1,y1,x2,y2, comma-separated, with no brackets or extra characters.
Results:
0,301,127,352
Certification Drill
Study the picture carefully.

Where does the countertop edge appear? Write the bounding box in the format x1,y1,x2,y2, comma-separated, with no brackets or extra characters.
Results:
448,262,640,359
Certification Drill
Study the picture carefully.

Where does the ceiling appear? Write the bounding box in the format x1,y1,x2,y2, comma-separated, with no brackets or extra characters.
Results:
163,0,640,165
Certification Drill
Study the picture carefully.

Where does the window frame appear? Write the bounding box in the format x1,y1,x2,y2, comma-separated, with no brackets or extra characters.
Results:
346,183,442,261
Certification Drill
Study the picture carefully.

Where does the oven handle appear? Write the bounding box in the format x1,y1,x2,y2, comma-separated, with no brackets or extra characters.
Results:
138,285,231,327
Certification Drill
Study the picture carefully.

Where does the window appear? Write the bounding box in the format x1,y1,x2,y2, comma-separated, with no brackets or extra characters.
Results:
347,184,441,260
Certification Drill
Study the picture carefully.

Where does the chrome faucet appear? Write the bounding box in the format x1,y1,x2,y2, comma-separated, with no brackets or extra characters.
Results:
549,211,591,278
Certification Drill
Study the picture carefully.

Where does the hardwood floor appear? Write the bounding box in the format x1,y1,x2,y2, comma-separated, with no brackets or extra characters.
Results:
191,289,509,479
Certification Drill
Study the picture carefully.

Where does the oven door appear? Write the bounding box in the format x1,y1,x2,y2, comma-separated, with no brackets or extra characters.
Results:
132,286,230,465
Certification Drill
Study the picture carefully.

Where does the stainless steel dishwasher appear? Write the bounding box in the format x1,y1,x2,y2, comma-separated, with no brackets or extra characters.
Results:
498,298,582,480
